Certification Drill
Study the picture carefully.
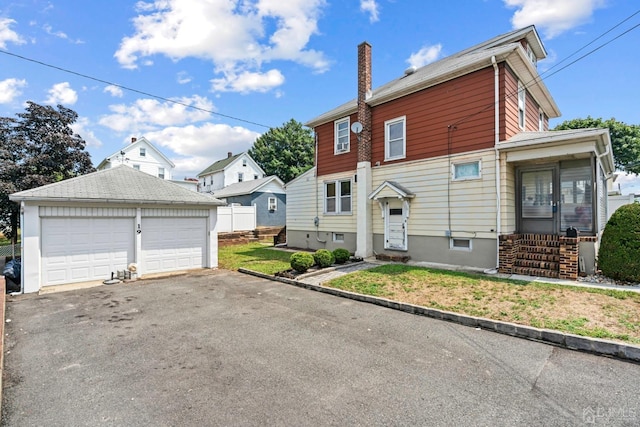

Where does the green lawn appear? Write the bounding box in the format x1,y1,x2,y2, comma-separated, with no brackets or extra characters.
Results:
218,242,292,275
218,244,640,344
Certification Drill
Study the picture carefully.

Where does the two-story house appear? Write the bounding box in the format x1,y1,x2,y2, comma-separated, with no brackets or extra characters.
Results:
97,137,175,181
286,26,614,280
197,152,265,193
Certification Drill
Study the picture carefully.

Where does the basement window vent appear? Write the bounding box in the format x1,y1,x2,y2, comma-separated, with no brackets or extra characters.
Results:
450,238,472,251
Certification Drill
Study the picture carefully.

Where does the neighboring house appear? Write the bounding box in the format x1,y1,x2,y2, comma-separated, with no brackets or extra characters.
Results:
97,137,175,181
10,166,224,293
197,152,265,193
286,26,614,280
211,176,286,227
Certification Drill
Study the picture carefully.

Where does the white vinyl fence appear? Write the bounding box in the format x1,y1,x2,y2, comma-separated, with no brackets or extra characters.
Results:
217,205,256,232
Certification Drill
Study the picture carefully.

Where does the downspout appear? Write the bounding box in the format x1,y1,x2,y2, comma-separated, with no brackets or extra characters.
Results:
314,131,326,243
491,55,501,271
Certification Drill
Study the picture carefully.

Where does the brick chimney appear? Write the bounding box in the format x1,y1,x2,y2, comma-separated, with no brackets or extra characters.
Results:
131,137,137,143
228,152,233,158
357,41,372,163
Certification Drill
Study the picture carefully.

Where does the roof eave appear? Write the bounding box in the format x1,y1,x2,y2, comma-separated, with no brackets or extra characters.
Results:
9,195,224,206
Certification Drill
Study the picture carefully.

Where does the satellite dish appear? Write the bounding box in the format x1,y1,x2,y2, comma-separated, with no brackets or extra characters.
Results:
351,122,363,134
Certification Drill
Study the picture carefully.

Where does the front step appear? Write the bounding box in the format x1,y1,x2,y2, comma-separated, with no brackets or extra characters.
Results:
512,266,560,278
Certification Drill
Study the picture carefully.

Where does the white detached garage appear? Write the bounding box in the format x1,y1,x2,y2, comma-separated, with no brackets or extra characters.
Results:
10,166,224,293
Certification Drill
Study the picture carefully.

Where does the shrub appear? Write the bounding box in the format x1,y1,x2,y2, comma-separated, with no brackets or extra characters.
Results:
313,249,335,268
333,248,351,264
598,203,640,282
290,252,315,273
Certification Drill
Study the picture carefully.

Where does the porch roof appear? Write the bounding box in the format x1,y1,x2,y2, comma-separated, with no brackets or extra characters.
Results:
497,129,614,175
369,181,415,200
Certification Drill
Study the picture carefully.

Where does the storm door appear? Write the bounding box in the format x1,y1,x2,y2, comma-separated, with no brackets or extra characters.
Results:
518,167,559,234
385,199,407,250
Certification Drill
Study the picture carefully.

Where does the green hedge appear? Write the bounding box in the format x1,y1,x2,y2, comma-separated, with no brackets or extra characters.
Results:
290,252,315,273
598,203,640,282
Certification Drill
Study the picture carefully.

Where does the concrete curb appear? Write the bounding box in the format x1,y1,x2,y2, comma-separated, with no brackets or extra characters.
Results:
239,268,640,363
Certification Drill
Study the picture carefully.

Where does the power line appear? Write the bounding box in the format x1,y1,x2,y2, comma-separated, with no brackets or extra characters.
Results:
451,12,640,128
0,49,272,129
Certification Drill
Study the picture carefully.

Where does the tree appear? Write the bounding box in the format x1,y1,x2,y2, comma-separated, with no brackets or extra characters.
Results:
554,117,640,175
0,102,95,242
248,119,314,183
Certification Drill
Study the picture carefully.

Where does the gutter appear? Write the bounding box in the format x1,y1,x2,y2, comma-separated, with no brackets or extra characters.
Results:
491,55,501,271
8,197,225,206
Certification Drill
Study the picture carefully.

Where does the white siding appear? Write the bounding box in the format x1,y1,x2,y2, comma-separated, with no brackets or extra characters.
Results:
103,139,174,180
40,206,136,217
258,180,286,194
286,169,357,233
501,158,517,233
371,150,497,239
223,155,263,186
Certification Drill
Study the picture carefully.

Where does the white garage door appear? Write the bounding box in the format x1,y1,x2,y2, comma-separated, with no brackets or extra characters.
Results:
141,217,207,274
41,217,134,286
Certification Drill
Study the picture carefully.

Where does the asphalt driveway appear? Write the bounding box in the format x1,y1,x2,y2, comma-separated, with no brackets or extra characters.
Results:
2,269,639,426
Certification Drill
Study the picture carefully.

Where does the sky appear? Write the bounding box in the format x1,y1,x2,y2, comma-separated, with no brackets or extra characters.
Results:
0,0,639,193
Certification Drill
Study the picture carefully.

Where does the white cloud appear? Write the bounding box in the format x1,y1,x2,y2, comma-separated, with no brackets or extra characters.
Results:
104,85,124,97
98,95,214,133
504,0,606,39
614,172,640,195
211,69,285,93
114,0,329,93
177,71,192,84
45,82,78,105
0,18,25,48
42,23,84,44
360,0,380,23
0,78,27,103
407,44,443,69
71,117,103,148
142,123,262,177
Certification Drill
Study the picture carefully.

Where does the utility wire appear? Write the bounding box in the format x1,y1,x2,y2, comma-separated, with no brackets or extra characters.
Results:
451,10,640,127
0,49,272,129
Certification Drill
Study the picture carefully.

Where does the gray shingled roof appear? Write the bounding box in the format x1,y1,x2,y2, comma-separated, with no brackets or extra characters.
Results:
197,152,243,177
210,176,284,198
10,165,225,206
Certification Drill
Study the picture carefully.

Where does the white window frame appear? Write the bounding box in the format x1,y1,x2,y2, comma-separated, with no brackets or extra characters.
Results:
254,174,259,180
139,147,146,157
518,81,526,130
238,172,244,182
242,159,247,167
133,164,140,171
525,43,537,66
384,116,406,161
268,197,277,211
158,167,165,179
324,179,352,215
538,109,545,131
450,238,472,251
452,159,482,181
334,118,350,154
332,233,345,243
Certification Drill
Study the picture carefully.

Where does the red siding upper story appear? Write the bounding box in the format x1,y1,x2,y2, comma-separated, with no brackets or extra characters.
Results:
316,62,546,176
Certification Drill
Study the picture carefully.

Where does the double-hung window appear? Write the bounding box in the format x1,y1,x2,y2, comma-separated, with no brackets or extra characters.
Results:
158,167,165,179
238,172,244,182
268,197,277,211
140,147,146,157
325,179,351,214
385,116,406,161
518,81,526,129
334,118,350,154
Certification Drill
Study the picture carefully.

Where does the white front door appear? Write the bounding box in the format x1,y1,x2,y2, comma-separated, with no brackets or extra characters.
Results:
385,200,407,250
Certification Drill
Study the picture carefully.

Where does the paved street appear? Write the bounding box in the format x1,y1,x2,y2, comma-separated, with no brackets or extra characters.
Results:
2,269,639,426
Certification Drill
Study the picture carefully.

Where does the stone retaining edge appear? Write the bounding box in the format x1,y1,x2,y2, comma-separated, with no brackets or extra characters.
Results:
238,267,640,363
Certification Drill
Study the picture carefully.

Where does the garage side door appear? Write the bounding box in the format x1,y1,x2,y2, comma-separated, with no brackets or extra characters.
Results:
41,217,134,286
141,217,207,274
